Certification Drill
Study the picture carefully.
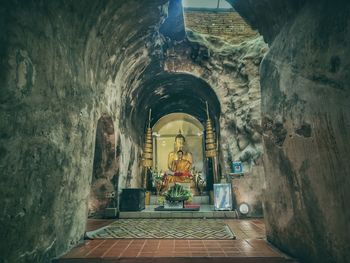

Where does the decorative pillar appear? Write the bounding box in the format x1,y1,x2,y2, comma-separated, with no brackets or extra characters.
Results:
142,109,153,189
205,102,219,183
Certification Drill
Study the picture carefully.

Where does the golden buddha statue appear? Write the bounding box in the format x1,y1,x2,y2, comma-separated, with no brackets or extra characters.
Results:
170,150,191,174
167,131,193,171
164,132,194,186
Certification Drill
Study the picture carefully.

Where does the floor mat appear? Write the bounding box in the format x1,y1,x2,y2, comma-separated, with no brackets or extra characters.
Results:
86,219,235,239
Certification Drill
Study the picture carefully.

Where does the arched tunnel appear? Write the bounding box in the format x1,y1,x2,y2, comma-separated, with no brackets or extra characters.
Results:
126,72,221,141
0,0,349,263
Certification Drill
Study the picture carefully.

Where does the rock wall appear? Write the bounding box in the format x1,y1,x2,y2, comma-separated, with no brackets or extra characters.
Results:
233,0,350,262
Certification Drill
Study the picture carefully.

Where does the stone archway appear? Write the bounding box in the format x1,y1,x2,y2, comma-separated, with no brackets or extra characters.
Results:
152,113,205,176
88,115,119,217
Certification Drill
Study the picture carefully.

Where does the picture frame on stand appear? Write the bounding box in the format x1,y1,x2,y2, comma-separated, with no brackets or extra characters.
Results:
213,183,232,211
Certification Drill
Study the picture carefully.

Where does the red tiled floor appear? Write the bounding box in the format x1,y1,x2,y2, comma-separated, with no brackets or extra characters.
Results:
55,219,299,263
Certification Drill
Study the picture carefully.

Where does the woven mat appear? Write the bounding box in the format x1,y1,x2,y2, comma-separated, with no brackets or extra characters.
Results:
86,219,235,239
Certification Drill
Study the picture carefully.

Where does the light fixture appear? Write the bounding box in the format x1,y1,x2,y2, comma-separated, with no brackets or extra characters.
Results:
238,202,250,215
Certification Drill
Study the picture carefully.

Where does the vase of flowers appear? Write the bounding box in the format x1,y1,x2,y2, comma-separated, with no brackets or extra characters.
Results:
164,184,191,208
152,168,164,196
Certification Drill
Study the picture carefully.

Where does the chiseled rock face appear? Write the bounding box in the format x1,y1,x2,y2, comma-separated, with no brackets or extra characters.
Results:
234,0,350,262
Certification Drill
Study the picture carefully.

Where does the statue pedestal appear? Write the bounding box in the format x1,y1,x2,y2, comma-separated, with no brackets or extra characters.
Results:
164,200,183,209
150,195,209,205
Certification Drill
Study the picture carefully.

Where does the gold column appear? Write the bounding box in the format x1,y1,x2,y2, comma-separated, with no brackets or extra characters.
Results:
142,109,153,188
205,102,219,183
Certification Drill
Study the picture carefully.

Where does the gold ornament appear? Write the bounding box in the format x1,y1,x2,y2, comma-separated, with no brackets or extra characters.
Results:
205,102,217,158
142,109,153,168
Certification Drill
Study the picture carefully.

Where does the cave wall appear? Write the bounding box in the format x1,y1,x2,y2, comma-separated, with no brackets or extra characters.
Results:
0,2,98,262
233,0,350,262
0,1,167,262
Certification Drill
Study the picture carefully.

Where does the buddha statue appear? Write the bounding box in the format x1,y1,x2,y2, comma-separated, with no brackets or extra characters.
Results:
167,131,193,171
163,132,194,187
170,150,191,174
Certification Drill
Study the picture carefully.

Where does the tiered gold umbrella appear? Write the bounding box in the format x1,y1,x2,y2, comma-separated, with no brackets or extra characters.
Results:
205,102,217,158
142,109,153,188
205,102,219,182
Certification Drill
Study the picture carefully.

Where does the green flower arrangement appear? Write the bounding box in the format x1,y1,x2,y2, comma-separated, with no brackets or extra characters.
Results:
152,168,164,183
152,168,165,196
164,184,191,202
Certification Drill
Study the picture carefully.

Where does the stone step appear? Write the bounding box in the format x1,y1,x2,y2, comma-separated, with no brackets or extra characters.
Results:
119,205,238,219
150,195,210,205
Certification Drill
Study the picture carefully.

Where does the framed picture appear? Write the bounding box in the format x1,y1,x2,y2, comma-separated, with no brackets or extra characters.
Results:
213,183,232,211
231,161,243,174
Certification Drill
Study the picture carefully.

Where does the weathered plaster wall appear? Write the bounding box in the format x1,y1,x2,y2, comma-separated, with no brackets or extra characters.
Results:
233,0,350,262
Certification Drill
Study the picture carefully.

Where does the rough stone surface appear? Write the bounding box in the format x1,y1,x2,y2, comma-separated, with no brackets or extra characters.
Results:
231,165,265,217
233,0,350,262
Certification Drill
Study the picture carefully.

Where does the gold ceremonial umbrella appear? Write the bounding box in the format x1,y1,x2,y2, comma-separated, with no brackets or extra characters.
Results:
142,109,153,188
205,102,217,158
205,102,219,183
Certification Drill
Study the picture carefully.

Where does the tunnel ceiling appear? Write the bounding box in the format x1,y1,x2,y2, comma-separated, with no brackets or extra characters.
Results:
125,72,221,138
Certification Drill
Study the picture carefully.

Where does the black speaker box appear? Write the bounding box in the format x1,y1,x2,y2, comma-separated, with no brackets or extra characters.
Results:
120,188,145,211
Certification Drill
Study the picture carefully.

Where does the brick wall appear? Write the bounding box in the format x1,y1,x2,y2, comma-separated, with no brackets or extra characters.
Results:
184,9,258,44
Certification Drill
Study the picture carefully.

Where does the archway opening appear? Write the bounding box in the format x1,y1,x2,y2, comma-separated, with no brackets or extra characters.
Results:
124,72,221,145
153,113,205,176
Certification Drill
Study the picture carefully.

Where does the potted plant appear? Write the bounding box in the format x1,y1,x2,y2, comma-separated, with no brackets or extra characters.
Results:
164,184,191,208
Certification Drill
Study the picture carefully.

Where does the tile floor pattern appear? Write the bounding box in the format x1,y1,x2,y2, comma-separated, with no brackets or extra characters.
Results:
86,219,235,239
56,219,298,263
